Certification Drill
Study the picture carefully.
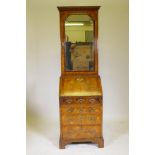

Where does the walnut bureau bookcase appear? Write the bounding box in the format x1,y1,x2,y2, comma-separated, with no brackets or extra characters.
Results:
57,6,104,149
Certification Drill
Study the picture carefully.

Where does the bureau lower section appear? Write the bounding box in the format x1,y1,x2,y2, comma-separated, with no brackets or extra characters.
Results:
59,96,104,149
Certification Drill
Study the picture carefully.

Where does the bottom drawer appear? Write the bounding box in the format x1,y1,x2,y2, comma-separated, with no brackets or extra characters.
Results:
62,125,101,139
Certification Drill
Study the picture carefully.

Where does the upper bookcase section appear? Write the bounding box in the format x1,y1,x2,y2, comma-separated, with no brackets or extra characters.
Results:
57,6,100,75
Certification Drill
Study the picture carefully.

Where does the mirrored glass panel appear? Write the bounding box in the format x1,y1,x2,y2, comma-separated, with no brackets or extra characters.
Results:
64,15,94,71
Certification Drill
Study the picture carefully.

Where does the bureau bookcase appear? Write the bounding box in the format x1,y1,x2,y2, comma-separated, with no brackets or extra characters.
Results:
58,6,104,149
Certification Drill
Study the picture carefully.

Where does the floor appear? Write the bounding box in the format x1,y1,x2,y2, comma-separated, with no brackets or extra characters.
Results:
26,119,128,155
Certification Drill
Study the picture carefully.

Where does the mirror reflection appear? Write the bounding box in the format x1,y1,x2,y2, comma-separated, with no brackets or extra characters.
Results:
65,15,94,71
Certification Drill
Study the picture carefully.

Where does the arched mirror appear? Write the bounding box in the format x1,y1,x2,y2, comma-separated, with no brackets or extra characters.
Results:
64,15,95,71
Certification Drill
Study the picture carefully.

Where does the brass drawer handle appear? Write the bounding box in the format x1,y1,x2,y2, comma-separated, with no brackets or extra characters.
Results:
76,78,84,82
65,99,72,104
67,107,74,113
77,98,84,103
88,107,95,112
89,98,96,103
88,116,96,121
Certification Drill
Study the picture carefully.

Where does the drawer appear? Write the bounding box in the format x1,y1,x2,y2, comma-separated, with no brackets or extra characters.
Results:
62,125,102,139
60,96,102,106
61,114,101,125
61,105,102,114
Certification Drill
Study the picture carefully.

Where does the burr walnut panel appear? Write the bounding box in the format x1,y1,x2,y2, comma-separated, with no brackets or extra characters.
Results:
62,125,102,139
60,96,102,105
61,114,101,125
60,75,102,96
61,105,101,114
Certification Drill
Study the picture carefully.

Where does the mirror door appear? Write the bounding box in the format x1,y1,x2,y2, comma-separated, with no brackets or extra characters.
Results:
64,15,94,71
58,6,100,74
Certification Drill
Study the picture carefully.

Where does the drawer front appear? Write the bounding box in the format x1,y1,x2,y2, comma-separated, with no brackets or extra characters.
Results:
62,125,101,139
60,96,102,106
61,105,101,114
61,114,101,125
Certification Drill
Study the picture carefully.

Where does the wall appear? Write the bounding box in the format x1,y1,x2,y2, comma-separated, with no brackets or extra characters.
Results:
27,0,129,122
66,25,93,42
